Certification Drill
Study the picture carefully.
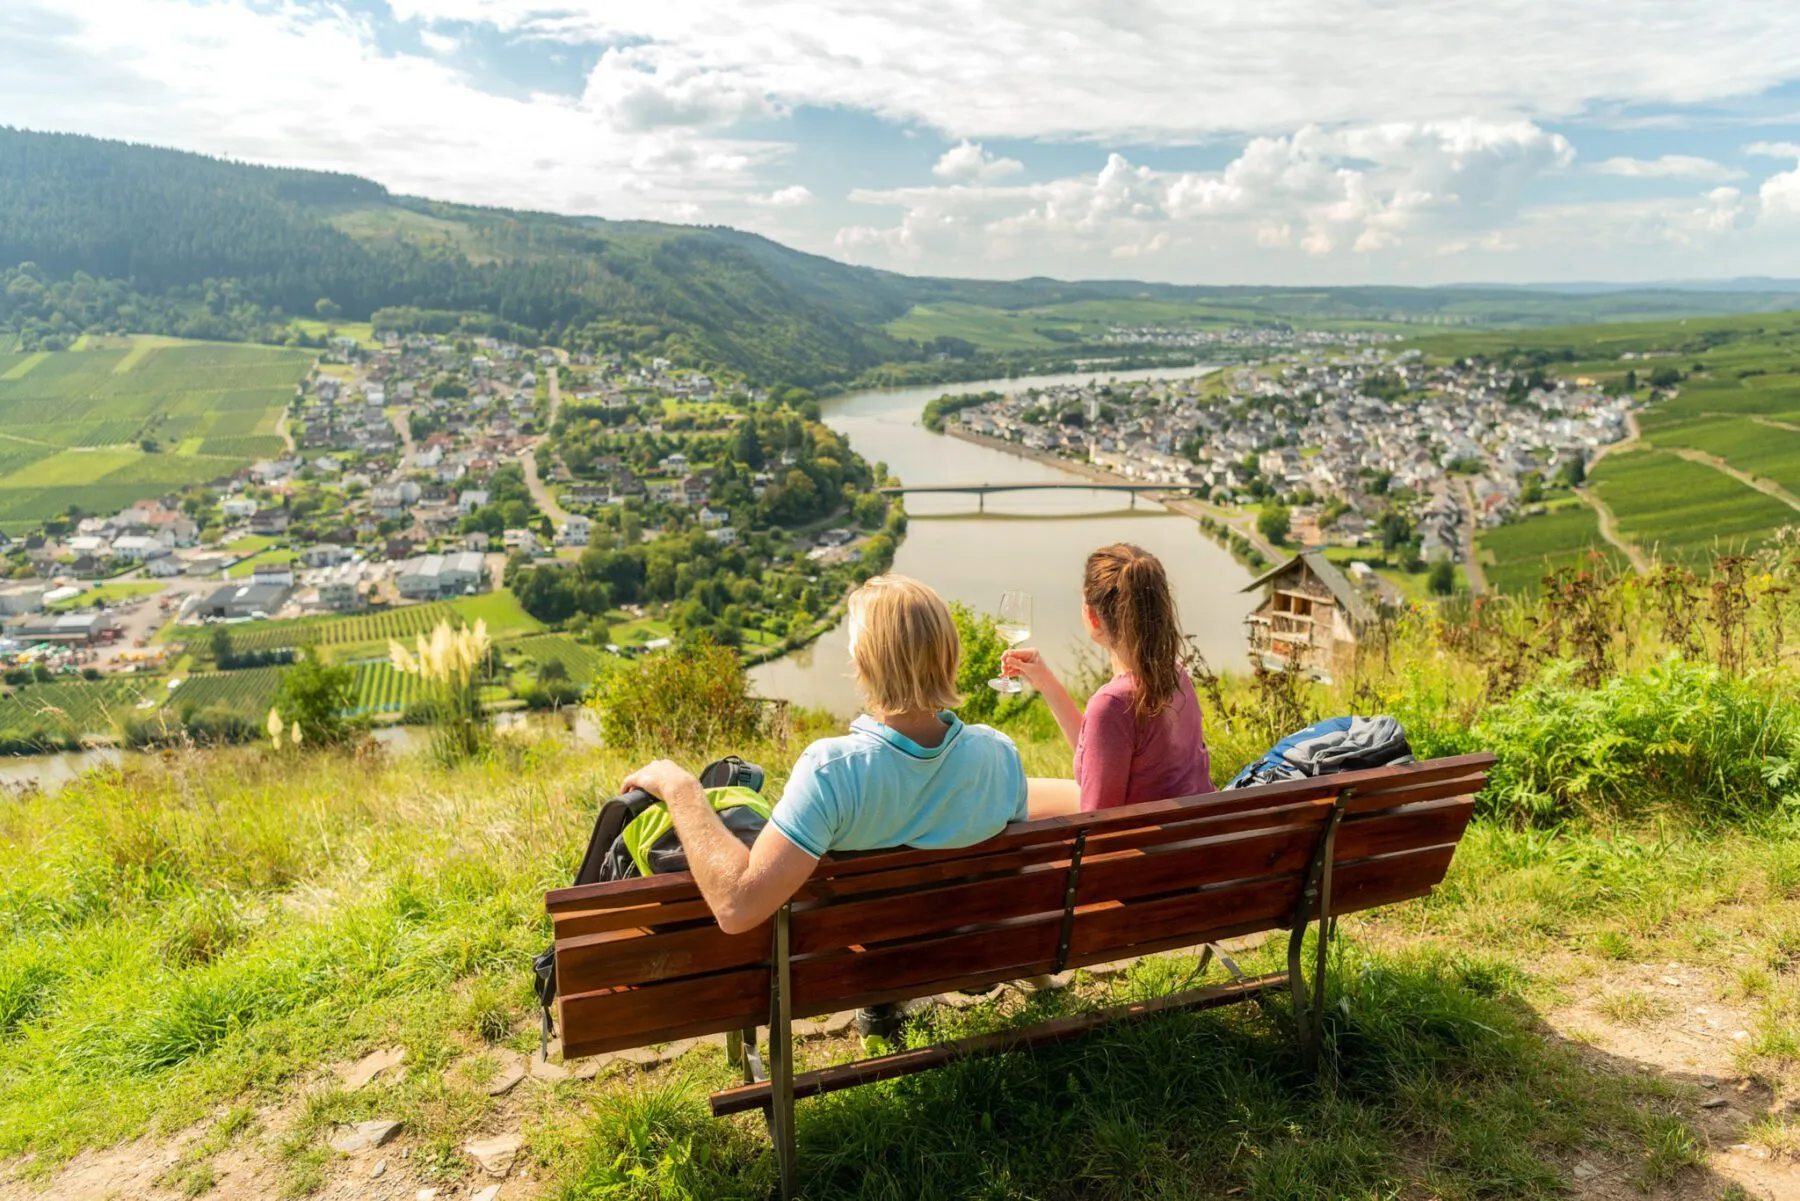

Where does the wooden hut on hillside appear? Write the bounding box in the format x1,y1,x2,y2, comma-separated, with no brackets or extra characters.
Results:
1242,551,1374,678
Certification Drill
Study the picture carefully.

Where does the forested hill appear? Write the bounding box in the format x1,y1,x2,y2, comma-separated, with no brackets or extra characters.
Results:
7,127,1800,387
0,127,918,383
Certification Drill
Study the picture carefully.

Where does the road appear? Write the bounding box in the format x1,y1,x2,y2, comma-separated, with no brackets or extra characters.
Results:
1576,407,1651,575
1451,478,1488,595
521,359,570,524
386,407,415,483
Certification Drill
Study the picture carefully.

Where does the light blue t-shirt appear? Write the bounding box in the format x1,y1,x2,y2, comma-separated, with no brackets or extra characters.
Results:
769,712,1028,859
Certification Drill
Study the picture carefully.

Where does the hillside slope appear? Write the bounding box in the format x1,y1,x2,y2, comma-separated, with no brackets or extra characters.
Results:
6,127,1800,384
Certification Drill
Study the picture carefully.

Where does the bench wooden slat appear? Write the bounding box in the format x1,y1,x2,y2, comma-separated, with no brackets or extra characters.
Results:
1075,822,1324,908
791,917,1063,1015
1069,873,1302,962
790,863,1069,957
1334,798,1475,862
556,919,771,995
553,897,717,940
1341,774,1489,814
1327,844,1459,916
557,966,769,1057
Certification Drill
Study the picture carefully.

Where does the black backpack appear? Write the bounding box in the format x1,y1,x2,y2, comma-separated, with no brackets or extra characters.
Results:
531,756,768,1052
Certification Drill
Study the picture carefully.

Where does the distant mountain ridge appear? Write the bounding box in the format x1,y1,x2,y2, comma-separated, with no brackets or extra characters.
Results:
4,126,1800,384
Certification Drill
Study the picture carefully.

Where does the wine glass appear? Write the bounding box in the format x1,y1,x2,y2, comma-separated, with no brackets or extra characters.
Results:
988,590,1033,693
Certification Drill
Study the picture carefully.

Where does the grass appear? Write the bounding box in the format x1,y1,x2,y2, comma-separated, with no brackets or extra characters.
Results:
0,723,1787,1197
225,548,299,579
46,580,166,610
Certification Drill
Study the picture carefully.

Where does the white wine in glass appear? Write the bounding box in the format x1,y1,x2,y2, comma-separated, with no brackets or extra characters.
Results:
988,590,1033,693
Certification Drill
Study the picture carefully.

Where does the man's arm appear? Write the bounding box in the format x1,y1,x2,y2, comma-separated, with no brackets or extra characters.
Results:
621,760,819,935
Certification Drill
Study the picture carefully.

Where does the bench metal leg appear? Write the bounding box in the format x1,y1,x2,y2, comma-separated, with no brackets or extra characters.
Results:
1289,794,1349,1074
768,905,797,1200
728,1026,765,1086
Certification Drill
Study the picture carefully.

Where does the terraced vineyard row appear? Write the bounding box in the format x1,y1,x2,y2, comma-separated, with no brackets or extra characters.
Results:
226,603,464,654
348,662,421,715
166,668,285,717
502,634,607,681
0,680,149,739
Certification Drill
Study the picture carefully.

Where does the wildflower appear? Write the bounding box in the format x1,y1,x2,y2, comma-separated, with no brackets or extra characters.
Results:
266,708,283,743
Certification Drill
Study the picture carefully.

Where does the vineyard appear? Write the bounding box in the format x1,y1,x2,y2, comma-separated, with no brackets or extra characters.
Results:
221,593,540,656
348,661,421,715
0,679,149,745
1589,448,1794,563
1477,504,1627,595
502,634,607,682
165,668,285,718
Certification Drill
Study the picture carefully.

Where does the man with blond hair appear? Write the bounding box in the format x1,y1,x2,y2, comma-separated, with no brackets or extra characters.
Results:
621,574,1027,942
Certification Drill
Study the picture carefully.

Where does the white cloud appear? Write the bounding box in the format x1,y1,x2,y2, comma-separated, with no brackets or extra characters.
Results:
932,141,1024,182
752,185,814,207
1762,165,1800,220
371,0,1800,145
417,28,460,56
1594,154,1745,180
1746,141,1800,158
841,120,1576,273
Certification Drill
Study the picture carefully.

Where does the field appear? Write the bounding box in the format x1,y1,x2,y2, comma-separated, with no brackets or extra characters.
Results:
1589,448,1795,562
219,592,539,657
0,678,148,742
346,660,421,715
0,338,309,531
500,633,606,681
165,668,286,718
225,549,299,579
1478,504,1628,594
46,580,165,610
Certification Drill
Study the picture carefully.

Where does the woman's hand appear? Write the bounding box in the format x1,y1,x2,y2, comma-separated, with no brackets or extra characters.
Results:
1000,647,1053,689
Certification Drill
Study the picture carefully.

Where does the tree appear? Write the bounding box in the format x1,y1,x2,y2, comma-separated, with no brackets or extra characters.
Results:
314,297,341,320
1427,558,1456,596
206,624,234,667
1258,503,1291,546
274,648,356,745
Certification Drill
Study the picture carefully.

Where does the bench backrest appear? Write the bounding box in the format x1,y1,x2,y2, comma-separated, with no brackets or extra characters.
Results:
548,753,1493,1059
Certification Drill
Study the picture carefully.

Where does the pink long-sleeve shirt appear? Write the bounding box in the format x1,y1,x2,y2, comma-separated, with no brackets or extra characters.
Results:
1073,671,1215,810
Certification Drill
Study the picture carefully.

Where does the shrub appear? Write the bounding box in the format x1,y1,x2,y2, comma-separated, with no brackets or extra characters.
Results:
591,638,763,757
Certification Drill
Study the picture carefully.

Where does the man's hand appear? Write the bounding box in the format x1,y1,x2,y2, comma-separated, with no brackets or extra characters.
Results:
622,759,702,805
1000,647,1053,689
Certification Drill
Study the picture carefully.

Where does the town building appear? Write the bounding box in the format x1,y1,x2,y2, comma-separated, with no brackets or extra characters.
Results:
1242,552,1374,679
394,551,486,600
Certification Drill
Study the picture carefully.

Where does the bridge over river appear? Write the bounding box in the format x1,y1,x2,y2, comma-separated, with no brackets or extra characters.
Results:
877,480,1199,510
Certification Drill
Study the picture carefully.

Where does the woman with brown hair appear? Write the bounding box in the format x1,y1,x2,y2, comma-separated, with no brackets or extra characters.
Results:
1004,543,1215,814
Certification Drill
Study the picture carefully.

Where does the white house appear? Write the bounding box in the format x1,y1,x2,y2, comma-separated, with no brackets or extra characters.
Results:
395,551,486,599
459,489,491,515
556,515,592,547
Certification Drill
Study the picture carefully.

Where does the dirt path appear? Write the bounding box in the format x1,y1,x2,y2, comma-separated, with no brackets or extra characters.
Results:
1576,409,1652,575
1668,446,1800,515
276,409,295,456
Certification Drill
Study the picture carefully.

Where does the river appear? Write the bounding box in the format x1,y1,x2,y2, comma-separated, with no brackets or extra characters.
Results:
751,364,1255,716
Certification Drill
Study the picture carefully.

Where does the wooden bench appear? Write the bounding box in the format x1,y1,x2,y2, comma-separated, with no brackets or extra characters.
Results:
546,752,1493,1198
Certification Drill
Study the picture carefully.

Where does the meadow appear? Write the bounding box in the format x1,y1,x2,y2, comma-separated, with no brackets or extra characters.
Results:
0,678,149,749
1,549,1797,1199
1476,503,1628,595
0,338,309,531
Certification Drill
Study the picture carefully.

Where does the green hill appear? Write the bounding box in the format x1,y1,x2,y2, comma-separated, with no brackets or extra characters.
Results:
7,127,1800,386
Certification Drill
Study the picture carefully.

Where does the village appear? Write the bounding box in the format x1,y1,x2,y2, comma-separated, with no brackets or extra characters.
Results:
0,329,886,678
946,343,1634,583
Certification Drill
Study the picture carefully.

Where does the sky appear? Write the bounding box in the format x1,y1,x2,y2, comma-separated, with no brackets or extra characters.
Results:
6,0,1800,286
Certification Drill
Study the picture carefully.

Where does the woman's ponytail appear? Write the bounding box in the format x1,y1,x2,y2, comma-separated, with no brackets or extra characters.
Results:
1083,544,1184,722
